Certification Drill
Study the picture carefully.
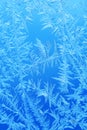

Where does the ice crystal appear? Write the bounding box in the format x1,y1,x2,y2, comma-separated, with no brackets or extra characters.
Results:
0,0,87,130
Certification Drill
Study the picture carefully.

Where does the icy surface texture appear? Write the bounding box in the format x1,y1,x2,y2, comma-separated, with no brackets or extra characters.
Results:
0,0,87,130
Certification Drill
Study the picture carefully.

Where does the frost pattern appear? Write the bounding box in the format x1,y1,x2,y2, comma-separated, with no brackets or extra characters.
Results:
0,0,87,130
